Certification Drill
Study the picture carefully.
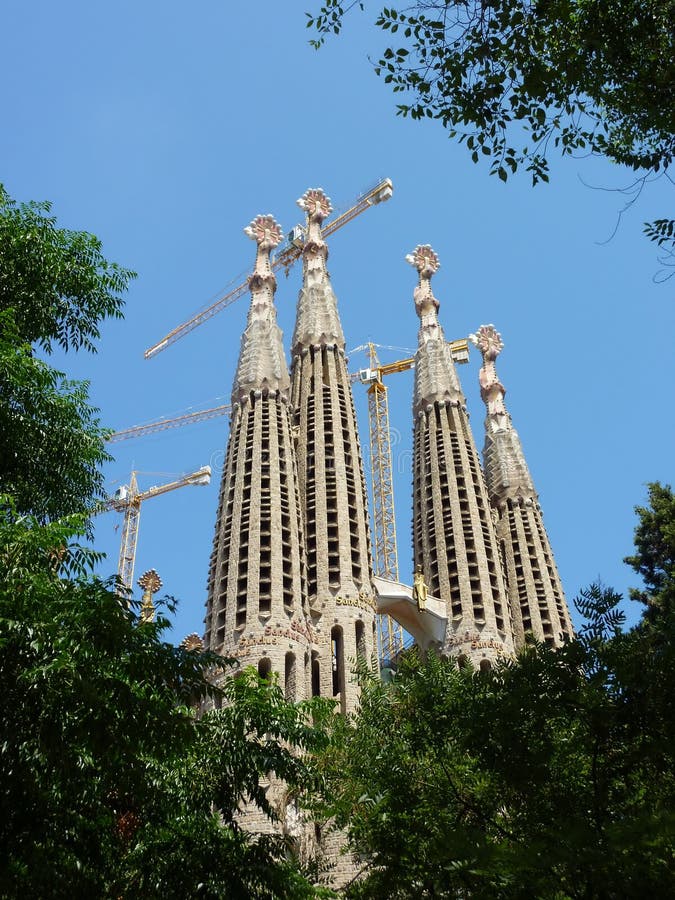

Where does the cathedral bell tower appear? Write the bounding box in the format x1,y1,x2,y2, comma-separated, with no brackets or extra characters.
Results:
471,325,573,648
409,246,514,667
290,188,377,713
204,215,311,698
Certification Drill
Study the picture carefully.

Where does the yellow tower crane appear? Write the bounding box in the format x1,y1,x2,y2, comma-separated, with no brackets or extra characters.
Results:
108,466,211,593
144,177,394,359
352,339,470,661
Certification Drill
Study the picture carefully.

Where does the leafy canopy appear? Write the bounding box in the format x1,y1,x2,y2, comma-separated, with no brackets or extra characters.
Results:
0,507,333,898
0,184,135,521
313,485,675,898
624,481,675,623
0,311,111,521
307,1,674,184
0,184,134,353
307,2,675,271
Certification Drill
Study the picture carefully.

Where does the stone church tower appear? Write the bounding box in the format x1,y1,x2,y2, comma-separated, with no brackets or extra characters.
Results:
471,325,573,648
290,188,377,714
204,215,312,696
408,245,514,666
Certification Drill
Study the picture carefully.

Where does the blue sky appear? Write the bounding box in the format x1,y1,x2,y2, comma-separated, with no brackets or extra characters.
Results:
2,2,672,642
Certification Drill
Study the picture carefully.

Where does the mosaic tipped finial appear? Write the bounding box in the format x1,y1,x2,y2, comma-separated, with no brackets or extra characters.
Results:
180,632,204,652
244,214,284,252
471,324,504,362
406,244,440,278
471,325,507,420
407,245,441,323
244,214,283,286
297,188,333,223
138,568,162,623
232,212,290,403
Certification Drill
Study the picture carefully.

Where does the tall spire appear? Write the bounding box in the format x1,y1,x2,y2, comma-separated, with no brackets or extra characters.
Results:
204,215,310,699
290,188,377,714
291,189,345,354
471,325,573,648
409,247,514,667
407,246,463,412
232,215,291,405
471,324,536,504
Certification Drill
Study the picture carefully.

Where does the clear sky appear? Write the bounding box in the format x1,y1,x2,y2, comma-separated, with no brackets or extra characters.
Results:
2,1,672,642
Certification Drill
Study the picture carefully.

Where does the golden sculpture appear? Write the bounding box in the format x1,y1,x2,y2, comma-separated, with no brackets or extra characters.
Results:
137,569,162,623
412,567,428,611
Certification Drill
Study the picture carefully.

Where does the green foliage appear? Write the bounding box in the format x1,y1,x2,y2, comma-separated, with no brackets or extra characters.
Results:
0,508,332,898
625,482,675,624
0,184,134,353
0,184,135,521
0,310,111,521
307,2,674,184
0,187,332,897
313,488,675,897
307,2,674,274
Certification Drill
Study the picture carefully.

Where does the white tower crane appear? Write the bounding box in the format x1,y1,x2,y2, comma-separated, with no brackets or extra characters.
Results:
143,178,393,359
108,466,211,593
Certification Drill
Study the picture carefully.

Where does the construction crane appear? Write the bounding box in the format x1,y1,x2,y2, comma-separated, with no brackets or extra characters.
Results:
108,466,211,593
144,178,394,360
351,339,470,661
108,404,231,443
107,336,471,663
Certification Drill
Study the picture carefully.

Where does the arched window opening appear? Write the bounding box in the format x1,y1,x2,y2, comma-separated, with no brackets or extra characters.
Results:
285,652,297,702
479,658,492,672
355,619,366,661
331,625,346,714
311,651,321,697
457,654,469,670
258,657,272,680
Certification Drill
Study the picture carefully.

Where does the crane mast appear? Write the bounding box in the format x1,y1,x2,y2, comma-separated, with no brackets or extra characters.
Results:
354,339,470,662
365,344,405,663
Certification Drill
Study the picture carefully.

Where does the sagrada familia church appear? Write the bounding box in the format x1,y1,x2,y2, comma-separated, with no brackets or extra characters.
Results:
201,187,573,877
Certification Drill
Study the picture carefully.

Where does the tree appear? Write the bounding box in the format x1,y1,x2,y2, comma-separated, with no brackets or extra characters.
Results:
0,184,135,521
0,185,132,353
0,187,332,897
307,2,675,262
0,509,332,898
624,481,675,623
314,486,675,898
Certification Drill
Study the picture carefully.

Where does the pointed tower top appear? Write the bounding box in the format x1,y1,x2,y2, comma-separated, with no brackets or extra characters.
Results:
472,323,504,363
244,213,284,252
232,214,291,405
409,245,463,410
297,188,333,223
470,324,507,421
291,188,345,354
470,324,536,502
407,245,441,325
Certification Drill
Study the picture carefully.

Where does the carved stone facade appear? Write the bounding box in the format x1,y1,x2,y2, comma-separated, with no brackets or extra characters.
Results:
203,199,375,886
471,325,573,648
290,188,377,716
204,215,311,692
201,205,573,888
409,247,515,666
